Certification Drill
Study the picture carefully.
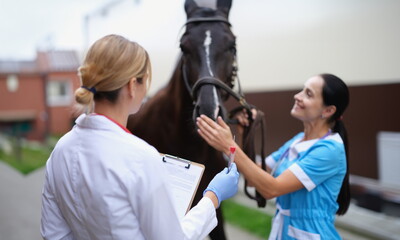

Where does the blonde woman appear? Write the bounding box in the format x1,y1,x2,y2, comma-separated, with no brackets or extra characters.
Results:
40,34,239,240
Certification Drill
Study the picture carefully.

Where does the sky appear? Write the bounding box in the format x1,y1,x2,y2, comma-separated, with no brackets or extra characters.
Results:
1,0,399,92
1,0,84,59
0,0,149,59
0,0,261,93
0,0,188,92
0,0,338,60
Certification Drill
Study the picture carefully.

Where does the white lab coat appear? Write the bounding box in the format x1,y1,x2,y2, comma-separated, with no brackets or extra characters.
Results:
41,114,217,240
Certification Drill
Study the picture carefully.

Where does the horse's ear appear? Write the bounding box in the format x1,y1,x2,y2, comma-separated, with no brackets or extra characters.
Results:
184,0,198,16
185,0,232,18
217,0,232,17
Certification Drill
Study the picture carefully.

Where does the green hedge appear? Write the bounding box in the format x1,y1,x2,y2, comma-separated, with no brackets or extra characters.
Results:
0,146,50,174
0,136,56,175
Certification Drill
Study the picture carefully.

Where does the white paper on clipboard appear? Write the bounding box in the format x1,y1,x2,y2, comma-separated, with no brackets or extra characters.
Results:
161,154,205,218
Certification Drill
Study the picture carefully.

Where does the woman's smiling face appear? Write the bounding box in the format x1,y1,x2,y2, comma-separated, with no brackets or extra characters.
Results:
291,75,326,122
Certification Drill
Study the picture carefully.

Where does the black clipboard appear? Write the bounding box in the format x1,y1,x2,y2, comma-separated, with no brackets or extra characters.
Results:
160,154,205,218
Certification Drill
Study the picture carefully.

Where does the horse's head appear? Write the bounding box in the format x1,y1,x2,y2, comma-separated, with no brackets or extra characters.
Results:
181,0,238,123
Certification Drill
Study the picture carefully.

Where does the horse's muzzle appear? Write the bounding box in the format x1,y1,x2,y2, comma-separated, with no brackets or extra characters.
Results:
192,85,227,123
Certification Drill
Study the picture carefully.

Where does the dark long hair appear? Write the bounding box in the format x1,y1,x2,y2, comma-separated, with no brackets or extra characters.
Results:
321,73,350,215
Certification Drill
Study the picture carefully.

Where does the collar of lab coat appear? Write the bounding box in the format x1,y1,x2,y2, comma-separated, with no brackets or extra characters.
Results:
75,113,132,134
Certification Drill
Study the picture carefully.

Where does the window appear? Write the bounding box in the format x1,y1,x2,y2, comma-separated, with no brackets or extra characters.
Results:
46,80,72,106
6,74,19,92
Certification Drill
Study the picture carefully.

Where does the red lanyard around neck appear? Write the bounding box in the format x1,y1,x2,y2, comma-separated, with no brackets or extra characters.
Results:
92,113,132,134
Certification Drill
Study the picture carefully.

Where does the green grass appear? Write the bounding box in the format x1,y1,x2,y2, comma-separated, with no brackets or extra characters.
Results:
0,138,55,174
222,199,272,238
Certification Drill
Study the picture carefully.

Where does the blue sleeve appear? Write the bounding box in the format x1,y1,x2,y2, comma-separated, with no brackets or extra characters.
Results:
291,140,346,190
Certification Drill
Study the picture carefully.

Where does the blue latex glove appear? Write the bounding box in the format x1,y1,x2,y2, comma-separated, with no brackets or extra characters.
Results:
204,163,239,207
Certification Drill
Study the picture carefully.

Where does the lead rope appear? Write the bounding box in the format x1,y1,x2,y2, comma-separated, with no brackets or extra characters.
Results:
229,107,267,207
243,109,267,207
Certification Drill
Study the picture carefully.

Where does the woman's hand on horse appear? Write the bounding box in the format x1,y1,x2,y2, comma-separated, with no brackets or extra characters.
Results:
236,108,258,127
196,115,236,155
234,108,258,139
236,108,249,127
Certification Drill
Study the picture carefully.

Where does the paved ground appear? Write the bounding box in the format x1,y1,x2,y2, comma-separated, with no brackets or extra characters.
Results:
0,162,43,240
1,161,400,240
0,162,262,240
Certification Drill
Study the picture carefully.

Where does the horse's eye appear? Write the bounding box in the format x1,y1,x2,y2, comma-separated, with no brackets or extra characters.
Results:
180,39,191,54
229,45,236,54
180,43,188,54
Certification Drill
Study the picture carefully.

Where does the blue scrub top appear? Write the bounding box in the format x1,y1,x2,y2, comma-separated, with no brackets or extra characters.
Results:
267,132,346,240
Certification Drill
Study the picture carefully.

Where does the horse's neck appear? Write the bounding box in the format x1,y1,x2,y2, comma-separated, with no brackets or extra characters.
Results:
165,59,194,117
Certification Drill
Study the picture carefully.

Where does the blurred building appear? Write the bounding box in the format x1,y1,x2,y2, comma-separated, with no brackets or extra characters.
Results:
0,50,81,141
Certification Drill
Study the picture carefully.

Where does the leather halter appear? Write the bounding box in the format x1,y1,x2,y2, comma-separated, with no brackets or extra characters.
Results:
185,16,231,26
191,77,252,112
182,15,267,208
182,16,251,113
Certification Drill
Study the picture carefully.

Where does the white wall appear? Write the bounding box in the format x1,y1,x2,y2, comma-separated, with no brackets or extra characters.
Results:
377,131,400,187
230,0,400,92
84,0,400,94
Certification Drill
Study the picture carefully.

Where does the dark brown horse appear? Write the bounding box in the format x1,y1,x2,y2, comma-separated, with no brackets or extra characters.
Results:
127,0,250,238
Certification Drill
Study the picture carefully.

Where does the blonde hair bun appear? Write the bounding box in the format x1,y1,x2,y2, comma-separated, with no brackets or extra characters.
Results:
74,34,152,113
